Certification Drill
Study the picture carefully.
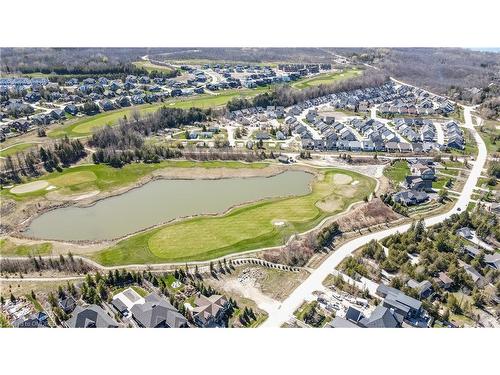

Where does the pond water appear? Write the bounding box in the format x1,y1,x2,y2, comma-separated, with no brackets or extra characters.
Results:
24,171,313,241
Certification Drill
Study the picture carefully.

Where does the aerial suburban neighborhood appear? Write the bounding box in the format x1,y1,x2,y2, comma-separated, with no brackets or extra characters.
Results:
0,46,499,334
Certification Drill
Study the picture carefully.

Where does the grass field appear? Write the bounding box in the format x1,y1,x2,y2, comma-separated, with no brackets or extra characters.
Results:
291,68,361,90
47,88,267,138
0,142,38,157
478,120,500,154
0,239,53,256
383,160,409,185
92,168,376,266
132,60,176,74
3,160,269,200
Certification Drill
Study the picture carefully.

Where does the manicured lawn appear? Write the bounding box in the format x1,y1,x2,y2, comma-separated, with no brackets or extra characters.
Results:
132,60,176,74
92,168,376,265
0,142,38,157
383,160,409,184
112,285,149,297
291,68,361,90
48,88,268,139
4,160,269,199
433,177,451,190
437,168,460,177
0,239,53,256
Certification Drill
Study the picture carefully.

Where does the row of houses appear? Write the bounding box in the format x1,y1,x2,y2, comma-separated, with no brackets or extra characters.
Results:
379,85,455,116
393,118,436,143
444,120,465,150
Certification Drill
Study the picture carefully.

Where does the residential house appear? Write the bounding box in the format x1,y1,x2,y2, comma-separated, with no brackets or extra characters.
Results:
406,279,434,299
376,284,423,321
59,296,77,314
403,176,427,191
462,264,486,288
191,294,230,328
435,272,454,290
393,189,429,206
358,305,402,328
484,253,500,270
67,305,118,328
130,293,188,328
456,227,473,239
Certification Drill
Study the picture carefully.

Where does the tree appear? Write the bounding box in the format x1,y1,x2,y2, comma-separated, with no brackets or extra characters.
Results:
471,288,485,307
438,189,449,203
48,292,57,307
37,127,46,137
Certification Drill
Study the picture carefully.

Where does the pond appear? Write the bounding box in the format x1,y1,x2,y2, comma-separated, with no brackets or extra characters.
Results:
23,171,313,241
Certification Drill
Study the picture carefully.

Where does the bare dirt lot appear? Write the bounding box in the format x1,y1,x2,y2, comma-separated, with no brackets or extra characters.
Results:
206,265,308,307
337,198,402,232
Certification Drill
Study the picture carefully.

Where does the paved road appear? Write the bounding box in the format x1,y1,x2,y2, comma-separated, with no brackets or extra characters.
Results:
261,105,487,327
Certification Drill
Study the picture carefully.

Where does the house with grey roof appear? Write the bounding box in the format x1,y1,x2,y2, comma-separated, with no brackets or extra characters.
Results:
376,284,423,321
130,293,188,328
484,253,500,270
66,305,118,328
462,264,486,287
358,305,402,328
406,279,434,299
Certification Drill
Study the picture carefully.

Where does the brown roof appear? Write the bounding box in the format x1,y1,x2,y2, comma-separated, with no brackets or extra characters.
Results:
193,294,228,320
438,272,453,284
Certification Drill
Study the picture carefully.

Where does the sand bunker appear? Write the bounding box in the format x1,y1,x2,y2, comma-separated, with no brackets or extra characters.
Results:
333,173,353,185
316,198,342,212
11,180,49,194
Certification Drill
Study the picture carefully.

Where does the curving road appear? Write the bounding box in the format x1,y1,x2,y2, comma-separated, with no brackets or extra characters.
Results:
261,105,487,327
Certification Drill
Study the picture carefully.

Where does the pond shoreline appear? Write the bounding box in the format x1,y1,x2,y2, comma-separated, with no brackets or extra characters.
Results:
11,164,318,245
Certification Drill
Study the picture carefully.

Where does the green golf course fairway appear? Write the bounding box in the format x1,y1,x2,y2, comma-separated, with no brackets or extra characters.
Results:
4,160,269,200
291,68,361,90
92,168,375,266
48,88,269,138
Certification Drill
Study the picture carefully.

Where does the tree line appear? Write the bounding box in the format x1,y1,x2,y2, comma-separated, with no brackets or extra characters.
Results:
1,136,86,184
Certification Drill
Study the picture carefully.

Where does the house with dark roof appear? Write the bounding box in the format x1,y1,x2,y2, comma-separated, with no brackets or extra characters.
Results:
58,296,76,314
67,305,118,328
393,189,428,206
376,284,423,321
130,293,188,328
